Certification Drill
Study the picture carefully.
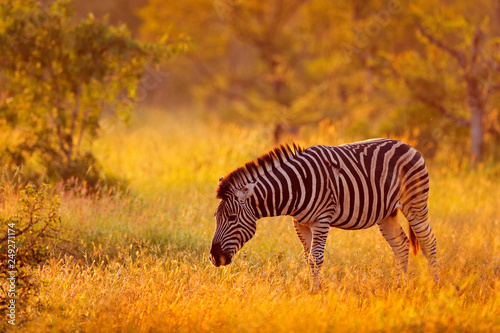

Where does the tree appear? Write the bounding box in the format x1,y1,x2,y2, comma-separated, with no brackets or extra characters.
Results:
138,0,426,142
0,0,187,185
414,24,500,164
376,1,500,164
140,0,349,142
139,0,500,163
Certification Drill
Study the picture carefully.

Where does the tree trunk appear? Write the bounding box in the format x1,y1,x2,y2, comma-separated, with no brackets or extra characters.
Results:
469,104,484,165
466,79,485,165
417,25,490,165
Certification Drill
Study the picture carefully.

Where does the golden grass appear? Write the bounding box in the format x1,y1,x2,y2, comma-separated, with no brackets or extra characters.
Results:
2,109,499,332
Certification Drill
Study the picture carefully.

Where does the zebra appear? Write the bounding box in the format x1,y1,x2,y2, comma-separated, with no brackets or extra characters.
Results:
209,139,438,289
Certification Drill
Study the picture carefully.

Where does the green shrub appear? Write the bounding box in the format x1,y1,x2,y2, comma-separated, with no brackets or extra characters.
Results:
0,184,63,313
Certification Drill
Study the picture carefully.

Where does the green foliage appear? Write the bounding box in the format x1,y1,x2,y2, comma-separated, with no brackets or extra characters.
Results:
0,184,62,315
0,0,185,186
0,184,62,268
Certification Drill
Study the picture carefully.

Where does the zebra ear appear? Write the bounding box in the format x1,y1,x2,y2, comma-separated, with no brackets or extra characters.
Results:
235,183,256,202
217,176,224,186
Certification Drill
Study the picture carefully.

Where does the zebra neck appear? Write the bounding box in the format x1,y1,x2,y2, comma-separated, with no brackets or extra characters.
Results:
250,174,297,219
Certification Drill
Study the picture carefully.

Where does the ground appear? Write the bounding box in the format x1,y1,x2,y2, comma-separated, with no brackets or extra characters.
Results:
2,110,499,332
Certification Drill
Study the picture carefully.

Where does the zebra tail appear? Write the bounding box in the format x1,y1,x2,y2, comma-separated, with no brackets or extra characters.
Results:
409,226,420,256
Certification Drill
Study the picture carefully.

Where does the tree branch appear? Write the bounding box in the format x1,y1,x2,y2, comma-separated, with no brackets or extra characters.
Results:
421,98,471,128
187,54,260,110
470,27,483,66
47,62,67,165
417,25,467,68
76,98,90,159
68,82,82,163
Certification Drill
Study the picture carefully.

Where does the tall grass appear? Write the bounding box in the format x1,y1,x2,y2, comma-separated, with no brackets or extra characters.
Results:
2,109,499,332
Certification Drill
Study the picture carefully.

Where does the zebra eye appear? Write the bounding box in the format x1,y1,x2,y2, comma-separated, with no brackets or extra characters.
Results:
228,215,237,222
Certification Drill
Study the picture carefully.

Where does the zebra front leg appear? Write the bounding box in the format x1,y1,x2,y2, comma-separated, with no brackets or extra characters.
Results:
293,218,312,261
308,222,330,292
293,219,318,291
294,219,329,292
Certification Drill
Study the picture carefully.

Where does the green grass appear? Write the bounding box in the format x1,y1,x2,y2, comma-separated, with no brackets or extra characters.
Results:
2,109,499,332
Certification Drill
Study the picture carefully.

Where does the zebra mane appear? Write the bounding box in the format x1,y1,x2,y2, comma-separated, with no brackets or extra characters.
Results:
216,143,304,200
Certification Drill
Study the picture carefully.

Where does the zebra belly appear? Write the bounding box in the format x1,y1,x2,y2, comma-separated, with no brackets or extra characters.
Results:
328,181,400,230
329,216,382,230
329,205,394,230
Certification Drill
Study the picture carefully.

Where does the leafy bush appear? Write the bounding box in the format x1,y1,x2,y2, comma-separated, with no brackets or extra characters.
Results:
0,0,188,187
0,184,64,312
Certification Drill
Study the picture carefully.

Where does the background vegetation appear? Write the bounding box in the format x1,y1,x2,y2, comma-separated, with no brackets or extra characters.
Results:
0,0,499,332
1,112,499,332
137,0,500,163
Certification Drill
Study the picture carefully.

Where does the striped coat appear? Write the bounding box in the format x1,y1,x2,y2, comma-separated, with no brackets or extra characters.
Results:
210,139,438,288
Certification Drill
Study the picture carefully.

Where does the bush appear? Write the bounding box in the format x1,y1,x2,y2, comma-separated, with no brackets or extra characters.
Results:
0,184,64,314
0,0,188,187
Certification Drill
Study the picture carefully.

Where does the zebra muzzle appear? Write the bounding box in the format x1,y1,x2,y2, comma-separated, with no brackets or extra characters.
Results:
209,243,232,267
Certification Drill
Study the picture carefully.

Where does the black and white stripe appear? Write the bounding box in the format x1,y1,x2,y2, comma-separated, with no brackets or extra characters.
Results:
210,139,438,287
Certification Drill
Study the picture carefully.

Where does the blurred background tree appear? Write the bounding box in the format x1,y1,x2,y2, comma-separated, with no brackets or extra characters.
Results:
1,0,499,183
72,0,147,35
140,0,356,141
378,1,500,163
0,0,187,186
138,0,500,163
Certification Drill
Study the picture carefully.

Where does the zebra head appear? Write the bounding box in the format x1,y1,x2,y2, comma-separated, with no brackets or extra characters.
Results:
210,183,257,267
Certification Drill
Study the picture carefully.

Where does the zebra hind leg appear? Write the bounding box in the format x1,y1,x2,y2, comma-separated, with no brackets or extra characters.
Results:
378,210,410,277
401,204,438,283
